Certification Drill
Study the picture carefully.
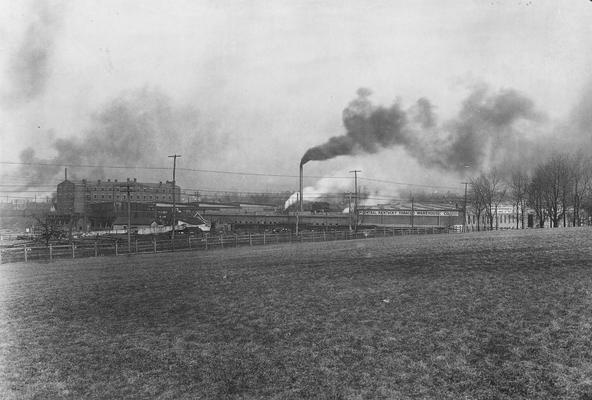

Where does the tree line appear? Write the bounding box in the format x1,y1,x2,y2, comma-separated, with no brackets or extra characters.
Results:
468,152,592,230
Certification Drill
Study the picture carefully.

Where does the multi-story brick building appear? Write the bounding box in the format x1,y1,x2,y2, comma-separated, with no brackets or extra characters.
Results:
56,178,181,231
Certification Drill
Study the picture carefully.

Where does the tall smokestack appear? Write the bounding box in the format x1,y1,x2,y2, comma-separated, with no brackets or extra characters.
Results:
299,163,303,212
65,167,67,181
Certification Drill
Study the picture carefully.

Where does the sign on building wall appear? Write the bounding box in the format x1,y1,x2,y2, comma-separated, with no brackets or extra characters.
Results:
360,210,459,217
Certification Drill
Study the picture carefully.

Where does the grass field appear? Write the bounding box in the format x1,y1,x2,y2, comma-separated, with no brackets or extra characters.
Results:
1,228,592,399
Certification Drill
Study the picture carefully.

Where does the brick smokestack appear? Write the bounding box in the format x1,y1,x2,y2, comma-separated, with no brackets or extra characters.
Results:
299,162,303,212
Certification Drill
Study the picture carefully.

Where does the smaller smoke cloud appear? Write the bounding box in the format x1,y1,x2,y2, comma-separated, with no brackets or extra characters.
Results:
284,176,350,210
441,84,543,170
411,97,436,129
16,87,226,188
3,2,62,104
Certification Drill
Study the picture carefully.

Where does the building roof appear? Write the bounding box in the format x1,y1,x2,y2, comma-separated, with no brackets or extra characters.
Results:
360,201,460,211
59,179,179,189
177,216,208,226
112,216,159,226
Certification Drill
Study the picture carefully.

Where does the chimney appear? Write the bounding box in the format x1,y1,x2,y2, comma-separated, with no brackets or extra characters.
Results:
299,163,303,212
64,168,68,181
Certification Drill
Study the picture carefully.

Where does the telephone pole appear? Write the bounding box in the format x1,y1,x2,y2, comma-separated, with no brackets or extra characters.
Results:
347,192,352,231
411,194,415,229
126,180,131,254
168,154,181,251
349,170,361,232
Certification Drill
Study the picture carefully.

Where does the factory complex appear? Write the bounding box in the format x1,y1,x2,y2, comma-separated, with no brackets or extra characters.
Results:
47,173,482,235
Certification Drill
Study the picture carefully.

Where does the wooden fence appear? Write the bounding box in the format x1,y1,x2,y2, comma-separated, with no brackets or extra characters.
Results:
1,226,452,264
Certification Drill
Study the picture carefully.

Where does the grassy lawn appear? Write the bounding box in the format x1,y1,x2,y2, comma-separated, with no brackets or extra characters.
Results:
1,228,592,399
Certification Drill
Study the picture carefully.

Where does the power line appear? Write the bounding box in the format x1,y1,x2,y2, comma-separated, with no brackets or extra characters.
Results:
359,177,459,190
1,161,465,192
0,161,350,180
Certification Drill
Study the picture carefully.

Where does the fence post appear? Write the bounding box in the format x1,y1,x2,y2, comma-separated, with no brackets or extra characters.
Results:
49,244,53,261
220,235,224,248
188,236,191,249
135,239,138,253
205,235,208,250
72,244,75,259
235,234,238,247
94,242,98,257
263,232,266,245
249,233,252,246
115,241,118,256
24,244,27,263
153,238,157,253
323,231,326,241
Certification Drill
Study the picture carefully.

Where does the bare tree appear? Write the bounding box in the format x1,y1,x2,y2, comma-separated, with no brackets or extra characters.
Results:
475,169,506,230
33,215,65,246
532,154,572,228
508,169,529,229
570,153,592,227
469,176,487,231
527,173,546,228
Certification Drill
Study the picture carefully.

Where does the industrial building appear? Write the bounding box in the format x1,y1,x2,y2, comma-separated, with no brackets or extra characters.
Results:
358,201,462,227
56,177,181,231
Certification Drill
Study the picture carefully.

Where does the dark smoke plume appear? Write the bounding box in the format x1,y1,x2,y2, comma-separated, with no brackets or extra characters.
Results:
301,88,408,166
301,85,543,173
4,2,62,104
16,87,224,188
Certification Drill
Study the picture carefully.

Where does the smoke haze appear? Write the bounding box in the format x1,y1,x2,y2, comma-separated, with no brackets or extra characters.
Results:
2,2,592,203
3,1,62,105
16,87,227,188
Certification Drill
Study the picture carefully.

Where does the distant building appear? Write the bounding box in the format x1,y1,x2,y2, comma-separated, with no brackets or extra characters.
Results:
466,203,532,230
112,216,160,232
358,201,463,227
56,178,181,231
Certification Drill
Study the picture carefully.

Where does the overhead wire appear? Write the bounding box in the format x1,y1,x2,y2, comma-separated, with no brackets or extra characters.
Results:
0,160,465,203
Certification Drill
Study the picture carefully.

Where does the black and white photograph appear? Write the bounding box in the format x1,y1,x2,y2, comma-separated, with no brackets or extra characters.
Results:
1,0,592,398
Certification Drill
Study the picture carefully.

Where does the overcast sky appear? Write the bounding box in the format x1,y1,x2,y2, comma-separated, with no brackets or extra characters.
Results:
1,0,591,200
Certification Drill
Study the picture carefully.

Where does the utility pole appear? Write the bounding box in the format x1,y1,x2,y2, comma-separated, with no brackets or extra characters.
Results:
295,192,299,235
462,182,469,233
411,195,415,229
349,170,361,232
127,180,131,254
168,154,181,251
348,192,352,231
